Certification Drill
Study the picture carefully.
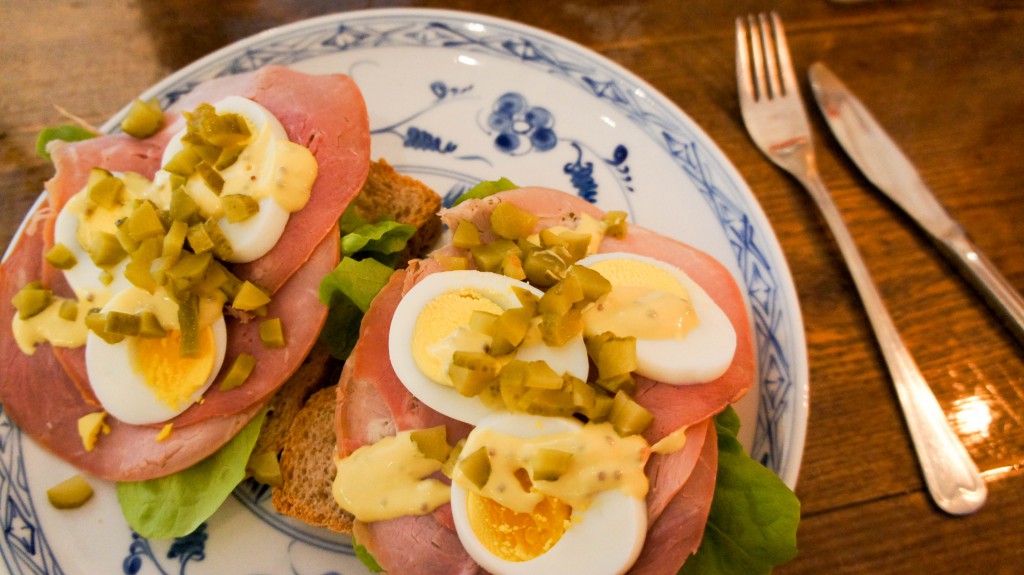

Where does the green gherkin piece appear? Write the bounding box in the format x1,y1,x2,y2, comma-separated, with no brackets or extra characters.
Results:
458,447,492,489
222,194,260,223
12,284,52,320
87,173,125,209
196,162,224,194
44,243,77,270
164,146,202,177
609,390,653,436
186,222,215,255
89,232,127,267
169,188,200,222
57,299,79,322
104,310,141,337
490,202,538,240
602,210,629,239
258,318,285,349
120,98,164,139
220,353,256,391
177,294,201,357
409,426,451,463
452,221,481,249
203,218,233,260
126,201,165,242
138,311,166,338
530,449,573,482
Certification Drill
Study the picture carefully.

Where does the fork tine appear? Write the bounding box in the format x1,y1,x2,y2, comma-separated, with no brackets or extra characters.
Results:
746,15,767,101
770,12,800,97
735,17,754,102
758,13,781,99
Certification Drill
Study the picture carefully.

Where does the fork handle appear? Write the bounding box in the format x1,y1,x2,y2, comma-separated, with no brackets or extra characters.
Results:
799,170,988,515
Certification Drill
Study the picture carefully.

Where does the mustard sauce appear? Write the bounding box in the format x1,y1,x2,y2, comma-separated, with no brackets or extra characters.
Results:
584,285,698,340
12,298,90,355
412,289,504,386
453,422,650,514
651,425,689,455
219,118,316,214
332,432,451,522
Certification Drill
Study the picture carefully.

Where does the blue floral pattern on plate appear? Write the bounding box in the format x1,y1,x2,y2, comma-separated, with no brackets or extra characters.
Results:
0,8,807,574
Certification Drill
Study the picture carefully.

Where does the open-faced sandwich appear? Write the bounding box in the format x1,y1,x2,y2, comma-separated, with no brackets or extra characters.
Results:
1,64,798,573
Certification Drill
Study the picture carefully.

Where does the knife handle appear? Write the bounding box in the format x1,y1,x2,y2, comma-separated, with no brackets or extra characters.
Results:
800,170,987,515
939,229,1024,347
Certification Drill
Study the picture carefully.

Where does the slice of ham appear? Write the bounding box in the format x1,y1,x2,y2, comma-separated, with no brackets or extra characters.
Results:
629,420,718,575
440,187,755,442
0,203,262,481
44,65,369,296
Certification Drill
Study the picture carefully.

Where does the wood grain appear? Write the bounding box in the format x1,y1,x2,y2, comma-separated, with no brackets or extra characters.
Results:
1,0,1022,572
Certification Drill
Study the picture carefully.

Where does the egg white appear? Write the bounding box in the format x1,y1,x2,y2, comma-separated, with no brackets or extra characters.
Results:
53,185,134,301
577,252,736,385
389,270,589,425
450,413,647,575
86,287,226,425
159,96,290,263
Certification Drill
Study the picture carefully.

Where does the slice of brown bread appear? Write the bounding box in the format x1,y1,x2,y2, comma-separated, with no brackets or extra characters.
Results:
348,158,442,268
261,159,441,533
272,385,354,533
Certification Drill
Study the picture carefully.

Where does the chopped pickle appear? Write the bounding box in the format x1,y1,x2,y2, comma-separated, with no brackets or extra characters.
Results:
499,360,527,407
555,230,592,262
166,251,213,283
193,144,221,166
589,394,615,422
488,306,533,356
539,274,584,315
120,98,164,138
531,449,574,482
162,220,188,267
539,308,583,347
126,200,165,242
469,310,498,337
441,439,466,478
511,286,539,315
85,311,124,344
610,390,653,436
187,222,215,254
138,311,166,338
459,446,492,489
595,373,637,396
12,283,52,319
259,317,285,349
490,202,538,239
87,171,125,209
177,294,201,357
233,281,271,311
596,335,637,379
522,360,563,390
203,218,233,260
215,145,245,170
196,162,225,194
568,265,612,302
222,194,260,223
248,452,283,487
169,188,200,222
452,220,482,249
58,299,79,322
449,351,501,396
164,146,202,177
501,252,526,281
89,232,127,267
215,264,243,300
523,248,569,288
133,236,164,264
538,228,565,249
204,112,251,148
470,239,520,274
519,385,576,417
568,375,597,414
99,270,114,286
436,255,470,271
602,210,629,239
409,426,452,462
104,310,141,337
124,261,157,292
220,352,256,391
46,475,94,510
115,221,140,253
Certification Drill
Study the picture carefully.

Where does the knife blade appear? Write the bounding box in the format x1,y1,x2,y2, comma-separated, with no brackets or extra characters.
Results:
808,61,1024,346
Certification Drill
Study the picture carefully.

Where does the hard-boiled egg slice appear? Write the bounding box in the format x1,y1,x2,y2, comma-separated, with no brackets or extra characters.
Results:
86,287,226,425
451,413,647,575
577,252,736,385
53,173,155,302
389,270,589,425
159,96,316,263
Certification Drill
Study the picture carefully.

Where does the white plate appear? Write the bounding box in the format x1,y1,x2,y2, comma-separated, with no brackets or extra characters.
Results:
0,8,807,574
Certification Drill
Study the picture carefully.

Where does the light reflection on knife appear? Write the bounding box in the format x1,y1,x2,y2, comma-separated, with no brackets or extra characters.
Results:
808,62,1024,347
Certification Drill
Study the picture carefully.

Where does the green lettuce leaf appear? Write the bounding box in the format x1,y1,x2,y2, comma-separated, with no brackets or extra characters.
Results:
352,535,386,573
341,220,417,265
451,177,518,206
317,256,396,359
679,407,801,575
36,125,96,161
116,410,267,539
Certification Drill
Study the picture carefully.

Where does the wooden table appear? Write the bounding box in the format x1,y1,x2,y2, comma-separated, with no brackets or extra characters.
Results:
2,0,1022,573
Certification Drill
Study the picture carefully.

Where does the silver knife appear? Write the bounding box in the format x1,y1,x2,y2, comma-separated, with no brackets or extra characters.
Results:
809,61,1024,347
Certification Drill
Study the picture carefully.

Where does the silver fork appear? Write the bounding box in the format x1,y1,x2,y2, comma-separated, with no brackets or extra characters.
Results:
737,12,987,515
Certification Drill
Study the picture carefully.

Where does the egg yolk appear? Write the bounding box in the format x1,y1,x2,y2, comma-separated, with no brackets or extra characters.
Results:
466,490,572,562
133,327,216,410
